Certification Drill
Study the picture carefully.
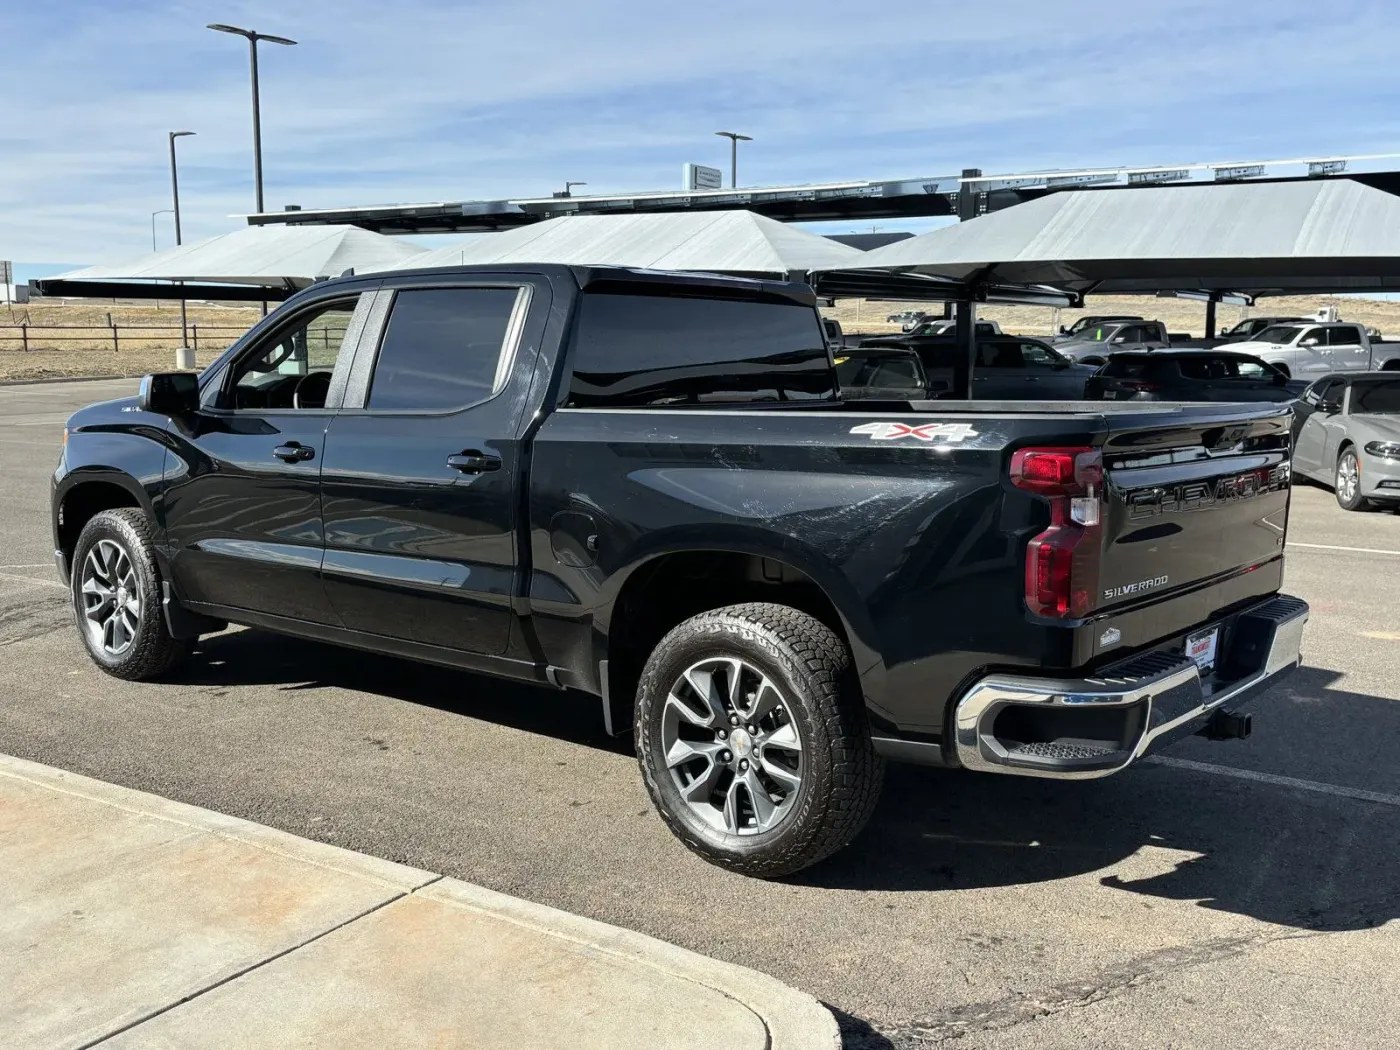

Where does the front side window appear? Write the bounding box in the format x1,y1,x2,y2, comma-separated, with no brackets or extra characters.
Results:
227,297,360,410
367,287,522,412
1020,341,1059,367
565,291,834,407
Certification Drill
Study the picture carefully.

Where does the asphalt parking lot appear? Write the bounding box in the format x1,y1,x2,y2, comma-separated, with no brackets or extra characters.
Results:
2,378,1398,1049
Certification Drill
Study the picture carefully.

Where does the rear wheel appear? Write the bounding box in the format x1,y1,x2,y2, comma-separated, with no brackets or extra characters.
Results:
635,603,884,878
71,509,191,679
1335,448,1370,511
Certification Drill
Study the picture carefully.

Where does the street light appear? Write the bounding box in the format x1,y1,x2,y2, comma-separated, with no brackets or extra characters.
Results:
206,24,297,217
169,131,195,351
563,181,588,196
150,209,173,251
208,24,296,317
714,131,752,188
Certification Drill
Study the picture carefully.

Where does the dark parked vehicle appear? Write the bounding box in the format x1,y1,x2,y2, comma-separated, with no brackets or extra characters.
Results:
1292,373,1400,510
833,346,928,399
53,264,1307,877
1086,351,1301,402
860,333,1096,399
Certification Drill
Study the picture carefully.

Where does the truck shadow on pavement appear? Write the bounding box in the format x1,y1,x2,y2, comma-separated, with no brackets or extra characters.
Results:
171,637,1398,934
174,627,634,757
806,666,1400,933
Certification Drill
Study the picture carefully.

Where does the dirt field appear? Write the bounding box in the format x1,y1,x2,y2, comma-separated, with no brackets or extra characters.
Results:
824,293,1400,339
0,300,263,381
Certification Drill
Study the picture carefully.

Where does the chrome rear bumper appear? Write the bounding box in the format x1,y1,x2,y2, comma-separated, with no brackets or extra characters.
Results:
952,594,1308,780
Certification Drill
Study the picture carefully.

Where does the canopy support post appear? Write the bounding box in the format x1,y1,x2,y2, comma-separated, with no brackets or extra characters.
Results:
953,298,977,400
1204,295,1219,340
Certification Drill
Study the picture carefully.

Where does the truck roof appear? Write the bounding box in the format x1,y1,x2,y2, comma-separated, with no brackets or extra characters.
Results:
363,262,819,306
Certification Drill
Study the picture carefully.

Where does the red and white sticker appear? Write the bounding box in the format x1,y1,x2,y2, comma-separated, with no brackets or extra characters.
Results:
849,421,979,443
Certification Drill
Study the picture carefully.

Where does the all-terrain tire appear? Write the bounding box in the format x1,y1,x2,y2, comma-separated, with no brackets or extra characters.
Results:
70,508,191,680
635,602,884,878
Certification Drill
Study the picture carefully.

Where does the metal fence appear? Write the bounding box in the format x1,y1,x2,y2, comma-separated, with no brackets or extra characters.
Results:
0,324,252,354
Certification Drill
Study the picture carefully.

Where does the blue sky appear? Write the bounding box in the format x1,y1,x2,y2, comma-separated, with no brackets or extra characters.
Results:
5,0,1400,274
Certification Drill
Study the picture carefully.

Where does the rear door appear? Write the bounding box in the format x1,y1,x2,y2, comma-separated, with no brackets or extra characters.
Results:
1326,325,1371,372
1096,405,1292,617
318,278,545,655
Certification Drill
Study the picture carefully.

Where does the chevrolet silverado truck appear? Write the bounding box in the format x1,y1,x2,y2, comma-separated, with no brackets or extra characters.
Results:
53,264,1309,877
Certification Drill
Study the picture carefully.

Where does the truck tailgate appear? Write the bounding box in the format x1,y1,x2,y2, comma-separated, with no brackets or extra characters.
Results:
1095,405,1291,616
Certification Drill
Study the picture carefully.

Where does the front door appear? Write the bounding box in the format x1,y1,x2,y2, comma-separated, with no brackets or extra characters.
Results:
1292,378,1342,478
163,291,373,622
1293,327,1334,376
319,280,543,656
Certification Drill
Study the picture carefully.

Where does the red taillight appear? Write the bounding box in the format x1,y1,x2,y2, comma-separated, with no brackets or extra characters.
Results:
1011,446,1104,619
1118,379,1162,393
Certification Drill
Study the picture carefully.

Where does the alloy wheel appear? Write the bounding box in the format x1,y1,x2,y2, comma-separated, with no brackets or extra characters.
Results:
1337,453,1360,503
661,656,804,836
80,539,141,656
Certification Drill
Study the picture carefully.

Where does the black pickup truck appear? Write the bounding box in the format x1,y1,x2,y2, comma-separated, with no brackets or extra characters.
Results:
53,265,1308,877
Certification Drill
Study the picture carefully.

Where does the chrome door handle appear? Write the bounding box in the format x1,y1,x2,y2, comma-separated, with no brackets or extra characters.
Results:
272,442,314,462
447,451,502,474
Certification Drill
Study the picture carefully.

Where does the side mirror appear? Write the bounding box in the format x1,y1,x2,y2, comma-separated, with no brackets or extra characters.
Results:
1299,337,1319,347
138,372,200,416
1110,334,1128,344
1320,398,1342,414
1058,325,1068,335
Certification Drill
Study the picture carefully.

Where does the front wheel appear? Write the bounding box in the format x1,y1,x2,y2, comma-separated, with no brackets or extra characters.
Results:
1336,448,1370,511
71,508,191,679
635,603,884,878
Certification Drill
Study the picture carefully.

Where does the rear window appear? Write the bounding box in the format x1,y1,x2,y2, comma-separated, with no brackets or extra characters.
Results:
835,353,922,390
565,292,834,407
1177,356,1274,380
1101,357,1155,378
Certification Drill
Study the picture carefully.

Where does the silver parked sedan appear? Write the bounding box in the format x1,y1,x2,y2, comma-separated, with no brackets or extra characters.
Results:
1293,373,1400,511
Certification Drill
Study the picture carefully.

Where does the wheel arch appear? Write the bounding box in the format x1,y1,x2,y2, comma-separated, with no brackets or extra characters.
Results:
595,531,882,737
55,470,155,579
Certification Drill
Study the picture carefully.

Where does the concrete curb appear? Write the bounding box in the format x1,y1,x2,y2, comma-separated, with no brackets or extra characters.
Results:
0,373,143,387
0,753,840,1050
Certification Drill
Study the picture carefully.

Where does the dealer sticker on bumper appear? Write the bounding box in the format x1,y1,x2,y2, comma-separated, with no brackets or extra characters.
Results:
1186,626,1220,674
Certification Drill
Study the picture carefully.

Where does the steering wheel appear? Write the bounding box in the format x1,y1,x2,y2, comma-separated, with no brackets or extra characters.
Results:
293,371,333,410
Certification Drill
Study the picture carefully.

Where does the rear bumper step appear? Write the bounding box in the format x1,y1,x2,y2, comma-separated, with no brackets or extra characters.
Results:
951,594,1308,780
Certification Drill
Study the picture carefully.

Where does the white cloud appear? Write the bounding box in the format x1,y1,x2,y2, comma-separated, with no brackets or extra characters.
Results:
5,0,1400,262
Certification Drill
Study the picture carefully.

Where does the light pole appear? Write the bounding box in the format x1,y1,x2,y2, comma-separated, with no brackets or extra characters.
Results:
207,23,297,315
563,181,587,196
714,131,752,188
151,209,174,251
169,131,195,350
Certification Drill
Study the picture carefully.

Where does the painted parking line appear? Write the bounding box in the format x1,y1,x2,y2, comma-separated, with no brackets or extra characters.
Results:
0,419,67,427
1288,541,1400,557
1148,755,1400,809
0,564,55,569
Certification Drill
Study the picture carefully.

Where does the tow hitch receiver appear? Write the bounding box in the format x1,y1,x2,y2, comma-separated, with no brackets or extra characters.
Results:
1199,709,1252,741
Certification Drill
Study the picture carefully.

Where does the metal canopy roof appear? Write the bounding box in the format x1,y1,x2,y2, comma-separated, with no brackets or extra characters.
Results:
243,153,1400,235
40,225,426,293
850,179,1400,297
374,210,867,276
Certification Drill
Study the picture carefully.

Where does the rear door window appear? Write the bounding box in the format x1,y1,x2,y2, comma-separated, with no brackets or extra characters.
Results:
565,291,834,407
367,287,524,412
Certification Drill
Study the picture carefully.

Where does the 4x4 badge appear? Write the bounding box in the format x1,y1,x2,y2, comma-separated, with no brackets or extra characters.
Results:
850,422,979,442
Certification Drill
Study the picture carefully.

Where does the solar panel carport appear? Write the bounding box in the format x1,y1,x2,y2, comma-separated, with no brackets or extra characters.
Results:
846,179,1400,396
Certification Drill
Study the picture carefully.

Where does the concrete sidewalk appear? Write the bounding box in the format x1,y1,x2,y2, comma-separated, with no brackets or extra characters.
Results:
0,754,838,1050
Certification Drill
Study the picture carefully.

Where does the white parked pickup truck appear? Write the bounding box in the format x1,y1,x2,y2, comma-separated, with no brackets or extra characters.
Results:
1231,322,1400,378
